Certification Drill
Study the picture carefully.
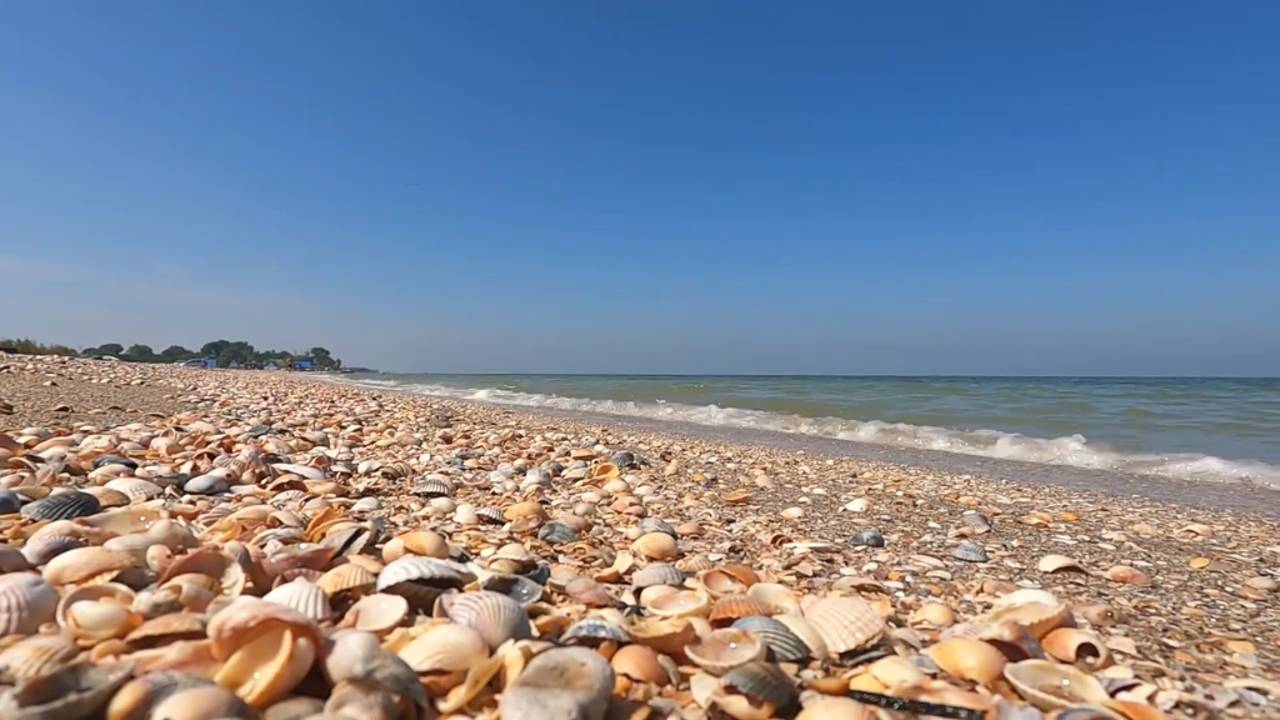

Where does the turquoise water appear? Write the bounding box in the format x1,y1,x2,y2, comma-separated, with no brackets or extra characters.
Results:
338,374,1280,486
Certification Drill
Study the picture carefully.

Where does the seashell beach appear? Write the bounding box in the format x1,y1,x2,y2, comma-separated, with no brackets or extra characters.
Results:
0,353,1276,719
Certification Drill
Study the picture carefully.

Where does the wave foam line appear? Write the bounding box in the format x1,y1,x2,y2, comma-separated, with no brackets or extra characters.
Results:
332,377,1280,488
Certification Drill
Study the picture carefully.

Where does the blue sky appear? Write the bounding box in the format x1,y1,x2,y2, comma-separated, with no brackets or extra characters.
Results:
2,2,1277,374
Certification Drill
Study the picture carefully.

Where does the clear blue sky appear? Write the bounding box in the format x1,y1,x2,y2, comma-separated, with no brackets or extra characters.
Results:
2,2,1277,374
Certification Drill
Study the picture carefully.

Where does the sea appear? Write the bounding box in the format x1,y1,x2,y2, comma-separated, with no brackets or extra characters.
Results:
334,374,1280,488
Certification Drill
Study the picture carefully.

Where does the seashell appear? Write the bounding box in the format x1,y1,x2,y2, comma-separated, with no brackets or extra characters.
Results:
323,679,399,719
212,621,316,708
125,612,207,648
0,573,59,635
263,578,332,621
797,696,875,720
42,546,135,586
0,488,21,514
709,595,776,627
632,562,685,589
262,696,325,720
477,506,505,525
631,532,679,561
645,589,710,618
562,576,615,607
563,618,630,645
1039,554,1088,574
19,490,100,521
207,595,319,661
926,637,1008,685
610,644,671,685
1042,628,1112,670
413,478,451,497
21,533,87,567
324,630,427,714
803,596,885,657
317,563,377,597
0,661,132,720
1077,604,1121,627
376,555,470,609
149,684,257,720
105,672,216,720
338,593,409,635
625,616,700,659
732,616,811,662
986,589,1074,639
1104,565,1151,586
773,613,828,660
0,632,79,682
1004,658,1110,711
503,501,547,522
976,620,1045,662
590,462,619,481
104,476,163,503
397,622,489,674
715,661,797,718
438,590,532,649
501,646,614,720
56,583,141,643
537,522,578,545
866,654,925,688
686,627,766,675
951,541,990,563
480,573,545,605
746,582,801,615
0,545,30,573
699,567,752,598
910,602,956,627
82,487,131,508
848,529,885,547
158,548,246,597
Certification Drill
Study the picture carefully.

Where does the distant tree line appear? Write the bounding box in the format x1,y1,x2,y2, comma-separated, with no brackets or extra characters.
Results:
1,338,341,370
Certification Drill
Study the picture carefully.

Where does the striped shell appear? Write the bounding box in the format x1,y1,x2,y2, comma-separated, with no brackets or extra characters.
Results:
732,616,812,662
563,618,630,645
19,491,100,521
263,578,332,621
317,563,377,597
81,487,130,508
125,612,207,648
632,563,685,589
376,556,470,592
803,596,885,656
21,534,86,566
718,661,797,710
437,591,532,649
0,632,79,681
0,661,133,720
0,573,60,634
709,595,776,627
479,573,545,605
476,507,505,525
397,622,489,673
105,477,164,502
413,479,452,497
686,628,766,675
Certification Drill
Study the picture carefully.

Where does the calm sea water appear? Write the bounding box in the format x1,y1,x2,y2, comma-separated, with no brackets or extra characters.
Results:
337,374,1280,487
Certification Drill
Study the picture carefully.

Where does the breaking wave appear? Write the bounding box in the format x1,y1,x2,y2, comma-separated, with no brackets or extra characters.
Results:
330,377,1280,488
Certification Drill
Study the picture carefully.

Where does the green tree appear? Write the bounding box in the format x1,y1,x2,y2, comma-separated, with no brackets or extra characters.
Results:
200,340,230,358
124,344,155,362
159,345,193,362
215,340,256,368
309,346,338,369
83,343,125,358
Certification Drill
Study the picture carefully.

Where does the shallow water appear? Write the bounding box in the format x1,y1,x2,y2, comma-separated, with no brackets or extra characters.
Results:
336,374,1280,487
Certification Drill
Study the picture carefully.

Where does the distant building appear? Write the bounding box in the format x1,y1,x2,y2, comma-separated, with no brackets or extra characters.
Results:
294,359,314,371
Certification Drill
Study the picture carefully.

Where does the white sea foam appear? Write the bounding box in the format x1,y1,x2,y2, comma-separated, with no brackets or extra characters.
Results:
329,377,1280,488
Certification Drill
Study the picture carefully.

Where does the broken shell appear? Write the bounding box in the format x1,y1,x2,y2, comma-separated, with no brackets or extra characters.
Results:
746,583,801,615
709,595,777,627
866,654,925,688
1039,554,1087,574
338,593,409,635
627,616,701,659
396,622,488,673
716,661,797,718
686,627,766,675
124,612,207,648
1004,658,1110,710
213,624,316,708
610,643,671,684
732,615,811,662
1042,628,1112,670
0,573,59,635
645,589,710,618
803,596,885,656
1077,604,1121,628
773,614,829,660
926,637,1008,685
437,590,532,649
263,578,332,621
501,646,614,720
631,532,679,561
986,589,1074,638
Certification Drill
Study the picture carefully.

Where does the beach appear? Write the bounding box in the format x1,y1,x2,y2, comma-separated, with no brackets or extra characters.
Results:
1,352,1276,718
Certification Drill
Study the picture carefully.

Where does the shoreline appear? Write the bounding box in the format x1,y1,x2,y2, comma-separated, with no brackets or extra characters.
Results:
321,376,1280,519
2,354,1277,717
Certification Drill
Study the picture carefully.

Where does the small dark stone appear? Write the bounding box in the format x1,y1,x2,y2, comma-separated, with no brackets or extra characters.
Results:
849,529,885,548
952,541,989,563
609,450,637,468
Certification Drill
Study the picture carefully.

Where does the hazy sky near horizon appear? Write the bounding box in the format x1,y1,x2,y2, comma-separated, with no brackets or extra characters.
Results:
2,2,1278,375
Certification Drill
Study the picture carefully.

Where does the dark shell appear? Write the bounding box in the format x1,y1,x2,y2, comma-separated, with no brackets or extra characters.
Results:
563,618,630,645
952,541,990,563
609,450,637,468
480,573,544,605
732,616,811,662
631,563,685,589
0,489,21,515
961,512,993,533
720,661,797,709
849,529,885,548
0,661,132,720
638,518,677,538
91,454,138,470
537,522,579,545
19,491,100,521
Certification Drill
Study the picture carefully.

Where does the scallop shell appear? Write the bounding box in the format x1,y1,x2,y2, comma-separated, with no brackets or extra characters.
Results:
716,661,797,715
0,573,60,634
501,647,615,720
376,556,468,591
1042,628,1112,670
19,491,100,521
625,617,702,660
0,662,132,720
20,534,86,567
207,596,319,661
645,589,710,618
397,622,489,673
699,568,750,598
632,563,685,589
986,588,1074,639
732,616,811,662
709,595,776,627
477,507,505,525
263,578,332,621
803,596,885,656
1003,658,1110,711
686,627,766,675
104,477,164,503
563,618,630,645
396,530,450,559
338,593,410,635
772,614,828,659
631,532,679,561
413,478,452,497
926,638,1008,685
437,591,532,649
537,522,579,545
317,563,377,597
0,632,79,682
